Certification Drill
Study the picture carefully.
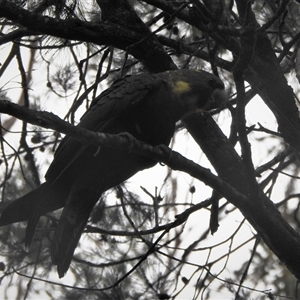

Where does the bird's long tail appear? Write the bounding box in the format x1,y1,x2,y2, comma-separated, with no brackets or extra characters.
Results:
0,182,63,226
0,182,66,247
51,188,97,278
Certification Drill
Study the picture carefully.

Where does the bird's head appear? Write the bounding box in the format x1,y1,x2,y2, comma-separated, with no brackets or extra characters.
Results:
169,69,227,117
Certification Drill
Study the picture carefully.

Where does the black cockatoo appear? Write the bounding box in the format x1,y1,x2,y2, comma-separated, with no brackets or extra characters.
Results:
0,69,226,277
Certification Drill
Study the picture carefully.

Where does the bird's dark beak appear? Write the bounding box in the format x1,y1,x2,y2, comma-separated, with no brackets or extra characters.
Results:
209,88,228,109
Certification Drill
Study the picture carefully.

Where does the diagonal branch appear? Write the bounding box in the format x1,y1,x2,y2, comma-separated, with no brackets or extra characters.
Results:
0,1,140,48
183,112,300,280
0,99,247,206
0,0,176,72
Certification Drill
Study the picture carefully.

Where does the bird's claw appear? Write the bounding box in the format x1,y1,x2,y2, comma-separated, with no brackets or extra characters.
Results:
118,132,136,153
156,144,172,164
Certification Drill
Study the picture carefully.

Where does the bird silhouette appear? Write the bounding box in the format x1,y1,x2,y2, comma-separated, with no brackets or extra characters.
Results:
0,69,226,277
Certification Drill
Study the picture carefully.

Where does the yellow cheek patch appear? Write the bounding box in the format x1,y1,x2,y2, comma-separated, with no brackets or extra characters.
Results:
172,81,190,94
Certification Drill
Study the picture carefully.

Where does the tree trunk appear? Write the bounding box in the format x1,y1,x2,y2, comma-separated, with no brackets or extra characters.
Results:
183,113,300,280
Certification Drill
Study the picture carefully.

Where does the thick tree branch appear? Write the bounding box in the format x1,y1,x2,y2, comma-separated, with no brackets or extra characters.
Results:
0,0,176,72
0,1,139,47
183,113,300,280
242,31,300,155
0,99,246,206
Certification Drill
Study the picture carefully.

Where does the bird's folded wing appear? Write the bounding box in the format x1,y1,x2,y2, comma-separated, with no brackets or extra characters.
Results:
45,73,165,182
